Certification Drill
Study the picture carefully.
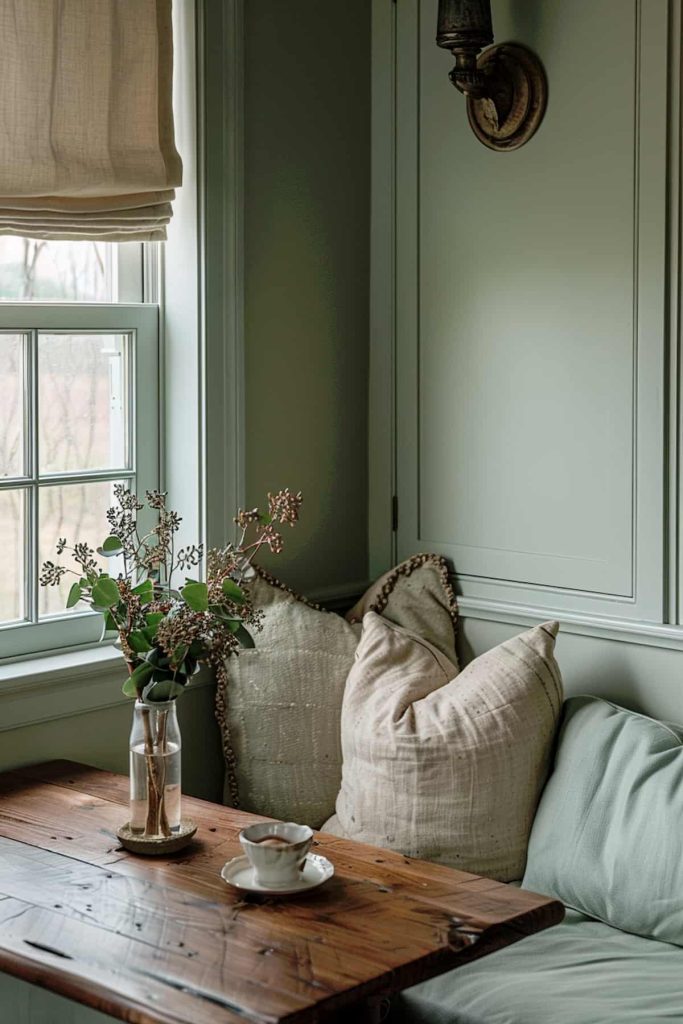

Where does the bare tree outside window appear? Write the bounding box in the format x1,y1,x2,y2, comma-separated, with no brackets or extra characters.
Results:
0,238,113,302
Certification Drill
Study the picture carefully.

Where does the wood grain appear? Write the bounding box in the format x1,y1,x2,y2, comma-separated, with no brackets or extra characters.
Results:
0,761,564,1023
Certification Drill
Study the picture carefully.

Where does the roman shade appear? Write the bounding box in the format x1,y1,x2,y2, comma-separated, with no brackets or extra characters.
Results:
0,0,182,241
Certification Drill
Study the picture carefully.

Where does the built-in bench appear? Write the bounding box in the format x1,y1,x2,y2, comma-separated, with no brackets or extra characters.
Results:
390,696,683,1023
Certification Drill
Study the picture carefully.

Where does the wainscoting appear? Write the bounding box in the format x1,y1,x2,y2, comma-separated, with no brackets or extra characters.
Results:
371,0,683,722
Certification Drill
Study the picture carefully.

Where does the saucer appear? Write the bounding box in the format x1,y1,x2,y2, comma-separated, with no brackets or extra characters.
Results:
116,819,197,856
221,853,334,896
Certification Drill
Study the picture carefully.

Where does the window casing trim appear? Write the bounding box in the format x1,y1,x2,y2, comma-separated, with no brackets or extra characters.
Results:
0,302,159,662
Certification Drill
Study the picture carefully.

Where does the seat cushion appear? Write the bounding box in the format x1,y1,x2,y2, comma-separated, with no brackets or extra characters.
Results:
324,615,563,881
390,909,683,1024
523,695,683,946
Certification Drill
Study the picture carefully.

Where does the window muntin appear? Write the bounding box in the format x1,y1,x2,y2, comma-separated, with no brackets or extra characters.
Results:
0,301,158,660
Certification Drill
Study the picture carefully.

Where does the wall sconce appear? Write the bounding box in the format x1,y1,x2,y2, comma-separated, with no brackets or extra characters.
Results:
436,0,547,152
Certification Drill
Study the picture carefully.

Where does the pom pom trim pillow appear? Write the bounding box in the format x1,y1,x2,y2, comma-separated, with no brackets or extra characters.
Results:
215,556,459,828
214,568,360,827
324,615,563,882
346,552,458,664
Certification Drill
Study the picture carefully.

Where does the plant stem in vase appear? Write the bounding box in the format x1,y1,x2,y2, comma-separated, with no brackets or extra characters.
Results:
39,486,303,853
129,699,181,838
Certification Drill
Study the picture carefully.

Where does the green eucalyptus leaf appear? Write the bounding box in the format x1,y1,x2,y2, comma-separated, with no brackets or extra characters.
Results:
142,678,186,702
99,611,118,642
128,630,152,654
208,604,241,627
151,667,174,682
122,675,139,698
144,647,171,668
172,643,189,666
123,661,154,698
132,579,154,605
221,578,246,604
181,580,208,612
66,581,82,609
145,611,165,630
91,576,120,609
234,624,255,649
97,535,124,557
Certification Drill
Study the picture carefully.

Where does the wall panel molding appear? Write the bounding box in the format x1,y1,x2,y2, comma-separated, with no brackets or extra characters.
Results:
372,0,678,630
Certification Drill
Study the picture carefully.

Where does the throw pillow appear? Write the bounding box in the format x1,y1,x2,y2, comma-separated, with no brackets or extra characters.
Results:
216,556,459,828
346,552,459,664
523,695,683,946
324,614,563,882
215,569,360,827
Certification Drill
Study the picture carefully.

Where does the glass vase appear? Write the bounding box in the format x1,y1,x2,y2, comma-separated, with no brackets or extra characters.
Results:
129,699,182,838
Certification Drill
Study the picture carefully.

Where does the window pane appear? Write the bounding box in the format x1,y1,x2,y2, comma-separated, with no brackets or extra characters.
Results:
0,489,25,624
39,480,126,618
0,334,25,478
39,334,129,475
0,239,114,302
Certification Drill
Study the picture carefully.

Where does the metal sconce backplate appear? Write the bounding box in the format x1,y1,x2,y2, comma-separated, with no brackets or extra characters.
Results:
466,43,547,151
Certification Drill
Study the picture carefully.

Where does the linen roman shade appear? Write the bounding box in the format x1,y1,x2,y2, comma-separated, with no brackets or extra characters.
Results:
0,0,182,241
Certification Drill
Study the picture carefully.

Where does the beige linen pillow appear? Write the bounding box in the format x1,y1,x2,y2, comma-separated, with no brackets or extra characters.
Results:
216,571,360,827
216,556,459,828
346,552,458,664
323,613,563,881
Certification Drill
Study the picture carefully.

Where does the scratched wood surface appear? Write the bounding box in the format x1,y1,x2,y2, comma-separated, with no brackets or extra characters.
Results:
0,761,563,1024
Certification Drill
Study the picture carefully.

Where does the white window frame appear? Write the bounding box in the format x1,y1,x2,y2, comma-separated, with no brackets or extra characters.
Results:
0,294,159,662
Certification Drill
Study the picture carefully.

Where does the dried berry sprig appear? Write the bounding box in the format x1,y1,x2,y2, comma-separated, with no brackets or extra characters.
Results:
39,486,302,705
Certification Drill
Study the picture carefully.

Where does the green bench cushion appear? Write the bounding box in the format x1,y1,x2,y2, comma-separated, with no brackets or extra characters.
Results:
390,909,683,1024
522,695,683,946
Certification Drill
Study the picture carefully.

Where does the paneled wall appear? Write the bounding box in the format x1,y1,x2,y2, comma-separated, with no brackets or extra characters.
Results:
373,0,683,722
243,0,371,600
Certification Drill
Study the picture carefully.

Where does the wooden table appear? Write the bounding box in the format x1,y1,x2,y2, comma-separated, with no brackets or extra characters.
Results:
0,761,563,1024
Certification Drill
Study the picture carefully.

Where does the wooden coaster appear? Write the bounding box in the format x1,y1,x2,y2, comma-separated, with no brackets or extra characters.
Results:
116,819,197,856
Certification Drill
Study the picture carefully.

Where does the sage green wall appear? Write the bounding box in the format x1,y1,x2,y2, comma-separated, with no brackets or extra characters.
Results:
0,684,224,803
382,0,683,724
243,0,371,598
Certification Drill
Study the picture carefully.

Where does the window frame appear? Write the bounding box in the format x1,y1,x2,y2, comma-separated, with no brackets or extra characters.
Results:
0,301,159,662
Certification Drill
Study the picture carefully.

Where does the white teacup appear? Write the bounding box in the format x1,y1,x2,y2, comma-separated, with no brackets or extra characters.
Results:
239,821,314,888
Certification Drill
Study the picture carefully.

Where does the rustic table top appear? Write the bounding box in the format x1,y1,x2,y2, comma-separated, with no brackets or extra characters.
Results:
0,761,563,1024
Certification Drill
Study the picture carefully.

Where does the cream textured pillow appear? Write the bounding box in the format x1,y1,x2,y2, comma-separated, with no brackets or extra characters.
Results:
215,571,360,828
216,557,459,828
346,553,458,664
323,613,563,881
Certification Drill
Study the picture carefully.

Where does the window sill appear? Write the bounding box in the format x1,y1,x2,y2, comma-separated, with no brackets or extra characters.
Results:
0,646,213,732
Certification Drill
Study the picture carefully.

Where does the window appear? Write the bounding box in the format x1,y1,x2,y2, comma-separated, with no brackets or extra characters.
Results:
0,240,159,660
